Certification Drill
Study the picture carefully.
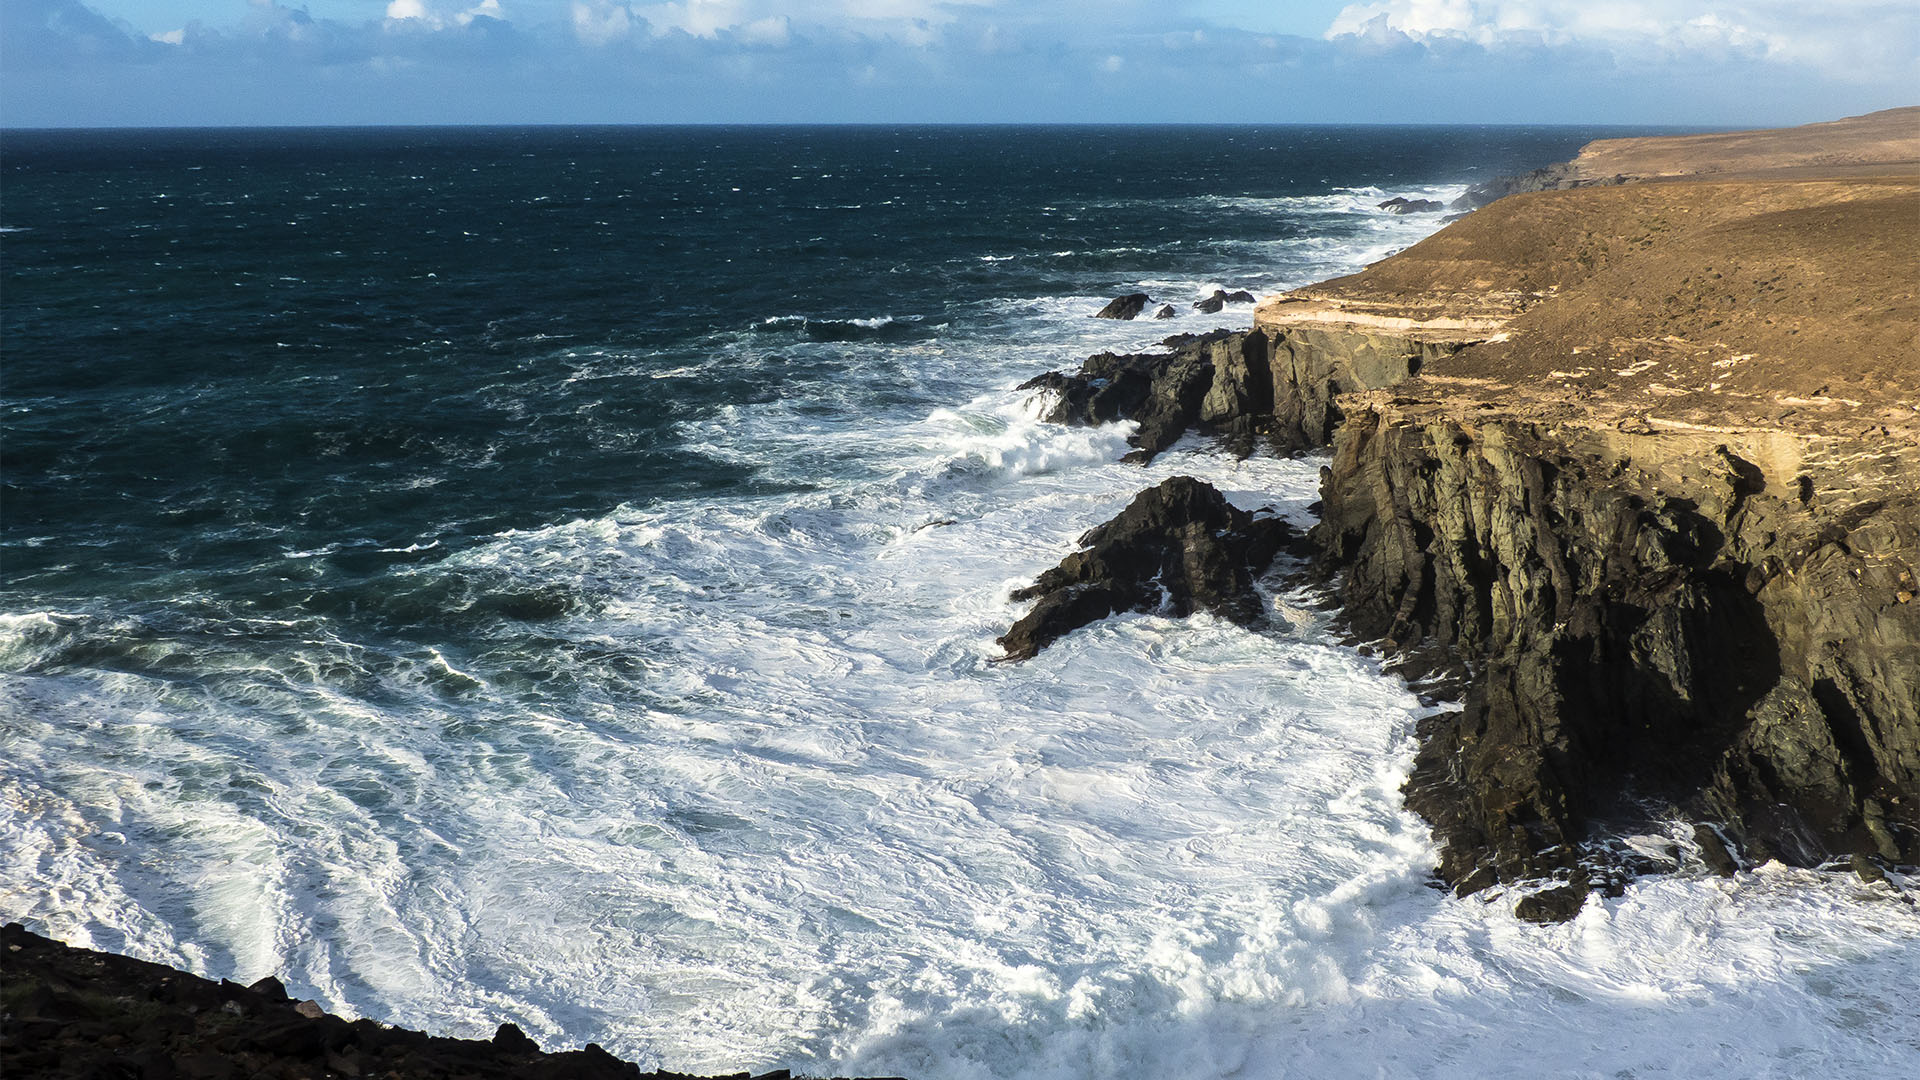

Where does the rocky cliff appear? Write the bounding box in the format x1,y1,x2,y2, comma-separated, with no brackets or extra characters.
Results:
1019,113,1920,911
1317,395,1919,900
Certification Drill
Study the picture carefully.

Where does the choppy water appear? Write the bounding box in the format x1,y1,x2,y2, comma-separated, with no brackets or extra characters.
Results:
4,126,1916,1077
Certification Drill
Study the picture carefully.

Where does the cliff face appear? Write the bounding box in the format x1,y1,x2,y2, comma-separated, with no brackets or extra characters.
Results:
1316,400,1919,893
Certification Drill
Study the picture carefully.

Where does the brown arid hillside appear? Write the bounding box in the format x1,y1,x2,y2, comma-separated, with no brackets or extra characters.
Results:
1284,174,1920,436
1564,106,1920,180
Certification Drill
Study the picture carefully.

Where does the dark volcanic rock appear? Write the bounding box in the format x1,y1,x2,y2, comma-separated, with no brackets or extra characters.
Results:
1313,408,1920,895
1019,329,1280,464
1448,166,1632,212
997,477,1289,660
0,923,899,1080
1378,197,1446,215
1094,293,1152,320
1152,303,1178,319
1694,825,1740,876
1192,289,1255,313
1514,880,1590,923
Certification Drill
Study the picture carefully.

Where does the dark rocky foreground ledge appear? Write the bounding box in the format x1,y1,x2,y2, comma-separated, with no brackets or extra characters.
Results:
1,923,900,1080
1012,112,1920,918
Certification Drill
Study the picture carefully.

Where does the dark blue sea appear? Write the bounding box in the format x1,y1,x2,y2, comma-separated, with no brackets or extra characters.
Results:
8,126,1914,1077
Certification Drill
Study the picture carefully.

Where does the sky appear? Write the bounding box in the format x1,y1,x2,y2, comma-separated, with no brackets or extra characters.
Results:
3,1,1916,126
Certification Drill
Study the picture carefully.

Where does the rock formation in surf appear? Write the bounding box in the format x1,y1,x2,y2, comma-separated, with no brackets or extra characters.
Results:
1377,197,1445,214
1093,293,1152,320
997,476,1290,661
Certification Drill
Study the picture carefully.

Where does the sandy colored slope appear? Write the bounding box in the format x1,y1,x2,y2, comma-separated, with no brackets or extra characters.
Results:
1565,107,1920,180
1263,171,1920,437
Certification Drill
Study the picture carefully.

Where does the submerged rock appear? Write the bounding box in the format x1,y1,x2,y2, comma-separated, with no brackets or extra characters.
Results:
997,477,1290,661
1094,293,1152,320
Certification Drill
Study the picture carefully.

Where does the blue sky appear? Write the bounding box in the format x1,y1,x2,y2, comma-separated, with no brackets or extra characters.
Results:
4,1,1915,126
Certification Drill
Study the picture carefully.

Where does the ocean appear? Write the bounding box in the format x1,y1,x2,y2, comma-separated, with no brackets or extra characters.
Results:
4,125,1916,1077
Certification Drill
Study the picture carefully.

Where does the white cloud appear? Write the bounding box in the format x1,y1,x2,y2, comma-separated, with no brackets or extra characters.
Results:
383,0,504,28
459,0,505,24
1323,0,1919,78
572,0,637,44
637,0,748,38
632,0,994,41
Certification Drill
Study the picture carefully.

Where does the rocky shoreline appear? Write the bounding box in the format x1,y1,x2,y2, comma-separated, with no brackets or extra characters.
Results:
1,923,902,1080
1005,108,1920,918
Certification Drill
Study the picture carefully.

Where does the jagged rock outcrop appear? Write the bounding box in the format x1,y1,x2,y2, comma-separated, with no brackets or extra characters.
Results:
1152,303,1177,319
1194,289,1258,314
997,477,1289,661
1021,322,1467,463
1378,197,1445,215
1094,293,1152,320
1449,165,1630,212
1017,331,1252,462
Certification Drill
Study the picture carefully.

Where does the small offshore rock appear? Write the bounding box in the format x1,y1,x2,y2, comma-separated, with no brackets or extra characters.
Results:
1852,853,1889,885
1094,293,1151,320
1378,197,1446,214
1151,304,1177,319
1224,290,1257,303
1514,880,1589,923
1195,289,1229,314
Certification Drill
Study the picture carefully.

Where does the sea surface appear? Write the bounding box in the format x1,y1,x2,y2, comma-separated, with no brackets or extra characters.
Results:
4,126,1917,1077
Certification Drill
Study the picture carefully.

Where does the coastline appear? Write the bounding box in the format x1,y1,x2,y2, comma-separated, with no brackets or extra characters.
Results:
8,111,1917,1074
1024,106,1920,913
